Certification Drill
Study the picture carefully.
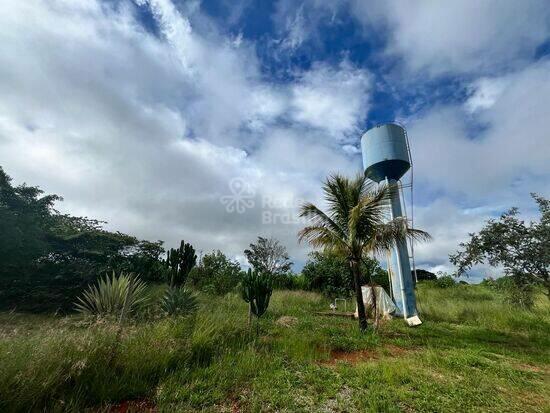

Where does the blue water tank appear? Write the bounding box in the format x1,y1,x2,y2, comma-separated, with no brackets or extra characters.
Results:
361,123,410,182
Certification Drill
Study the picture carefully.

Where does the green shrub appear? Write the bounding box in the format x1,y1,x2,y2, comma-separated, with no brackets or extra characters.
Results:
481,275,535,308
161,287,199,316
271,272,308,290
302,251,389,297
74,272,149,317
434,274,456,288
189,250,242,294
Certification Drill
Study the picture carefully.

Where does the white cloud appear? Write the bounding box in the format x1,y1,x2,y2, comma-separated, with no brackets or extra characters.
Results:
351,0,550,75
0,0,371,268
464,77,510,113
400,61,550,275
291,62,371,137
2,0,547,279
410,60,550,201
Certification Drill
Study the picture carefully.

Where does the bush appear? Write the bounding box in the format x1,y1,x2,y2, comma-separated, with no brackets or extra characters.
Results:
434,273,456,288
74,272,149,317
301,251,389,297
482,275,534,309
272,272,307,290
188,250,242,295
413,269,437,281
161,287,199,316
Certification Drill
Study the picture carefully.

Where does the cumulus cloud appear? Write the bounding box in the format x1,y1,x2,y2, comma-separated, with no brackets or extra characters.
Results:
1,0,547,278
409,61,550,201
290,63,371,137
0,0,368,266
351,0,550,75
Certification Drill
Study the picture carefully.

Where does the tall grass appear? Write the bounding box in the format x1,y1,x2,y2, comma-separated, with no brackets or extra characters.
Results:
0,284,548,412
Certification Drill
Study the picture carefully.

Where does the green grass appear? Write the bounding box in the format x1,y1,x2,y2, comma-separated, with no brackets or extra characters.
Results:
0,284,548,412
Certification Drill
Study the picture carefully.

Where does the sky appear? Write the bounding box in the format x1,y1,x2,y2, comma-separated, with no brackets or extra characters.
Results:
1,0,549,281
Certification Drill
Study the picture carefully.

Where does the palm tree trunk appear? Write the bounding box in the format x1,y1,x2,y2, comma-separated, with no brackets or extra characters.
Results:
350,259,368,332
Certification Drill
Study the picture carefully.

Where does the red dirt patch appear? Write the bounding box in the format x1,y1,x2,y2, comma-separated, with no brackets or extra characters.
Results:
321,344,411,366
109,399,156,413
515,363,548,373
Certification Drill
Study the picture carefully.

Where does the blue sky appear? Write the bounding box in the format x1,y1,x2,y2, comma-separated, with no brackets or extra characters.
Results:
0,0,549,280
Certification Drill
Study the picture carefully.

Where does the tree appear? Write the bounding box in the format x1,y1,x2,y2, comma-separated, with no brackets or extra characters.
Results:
188,250,242,294
413,269,436,282
298,174,430,332
111,240,167,282
0,166,164,311
302,251,389,297
244,236,292,277
450,194,549,306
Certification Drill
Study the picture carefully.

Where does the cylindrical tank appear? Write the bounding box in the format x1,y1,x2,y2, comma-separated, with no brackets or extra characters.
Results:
360,122,419,323
361,123,410,183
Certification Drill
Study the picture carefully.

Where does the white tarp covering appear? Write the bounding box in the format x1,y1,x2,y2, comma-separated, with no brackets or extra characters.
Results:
354,285,397,319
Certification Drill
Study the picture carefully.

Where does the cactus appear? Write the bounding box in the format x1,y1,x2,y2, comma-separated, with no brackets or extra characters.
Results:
241,268,273,321
165,240,197,287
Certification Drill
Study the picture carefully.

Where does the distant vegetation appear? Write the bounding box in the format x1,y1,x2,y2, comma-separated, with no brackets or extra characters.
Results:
451,193,549,308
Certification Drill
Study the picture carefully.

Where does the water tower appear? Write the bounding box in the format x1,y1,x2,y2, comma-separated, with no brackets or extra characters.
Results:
361,123,421,325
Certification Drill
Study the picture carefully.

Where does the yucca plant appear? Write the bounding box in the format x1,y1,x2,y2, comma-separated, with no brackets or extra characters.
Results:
75,271,149,318
161,286,199,316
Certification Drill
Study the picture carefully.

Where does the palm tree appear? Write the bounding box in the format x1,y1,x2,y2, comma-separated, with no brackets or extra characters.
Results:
298,173,430,332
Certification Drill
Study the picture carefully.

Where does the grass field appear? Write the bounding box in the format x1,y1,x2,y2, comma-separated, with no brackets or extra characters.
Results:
0,283,549,412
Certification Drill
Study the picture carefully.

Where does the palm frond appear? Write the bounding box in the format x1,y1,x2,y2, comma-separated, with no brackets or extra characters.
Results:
298,225,349,254
355,182,395,238
365,217,431,255
299,202,347,240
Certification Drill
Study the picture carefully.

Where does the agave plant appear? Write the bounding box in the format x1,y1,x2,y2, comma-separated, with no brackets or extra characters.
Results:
75,271,149,318
161,286,199,316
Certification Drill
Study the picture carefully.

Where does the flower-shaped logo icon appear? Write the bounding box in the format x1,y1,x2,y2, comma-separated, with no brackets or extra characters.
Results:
220,178,255,213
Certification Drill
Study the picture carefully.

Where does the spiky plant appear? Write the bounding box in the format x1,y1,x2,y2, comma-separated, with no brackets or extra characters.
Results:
75,271,149,318
161,287,199,316
298,173,430,332
165,240,197,287
241,268,273,324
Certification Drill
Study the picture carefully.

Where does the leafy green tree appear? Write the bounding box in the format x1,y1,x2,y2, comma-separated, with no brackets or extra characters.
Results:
298,174,430,332
111,240,167,282
0,166,60,273
189,250,242,294
244,236,292,277
450,194,549,306
0,166,164,311
302,251,389,297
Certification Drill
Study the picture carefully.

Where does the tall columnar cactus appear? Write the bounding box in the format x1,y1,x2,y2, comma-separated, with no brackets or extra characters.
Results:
165,240,197,287
241,268,273,323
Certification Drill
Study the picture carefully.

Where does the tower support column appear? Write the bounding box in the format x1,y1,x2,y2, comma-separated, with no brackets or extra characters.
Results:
386,178,418,319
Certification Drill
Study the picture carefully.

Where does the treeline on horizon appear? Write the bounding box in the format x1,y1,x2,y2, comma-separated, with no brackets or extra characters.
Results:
0,166,394,313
